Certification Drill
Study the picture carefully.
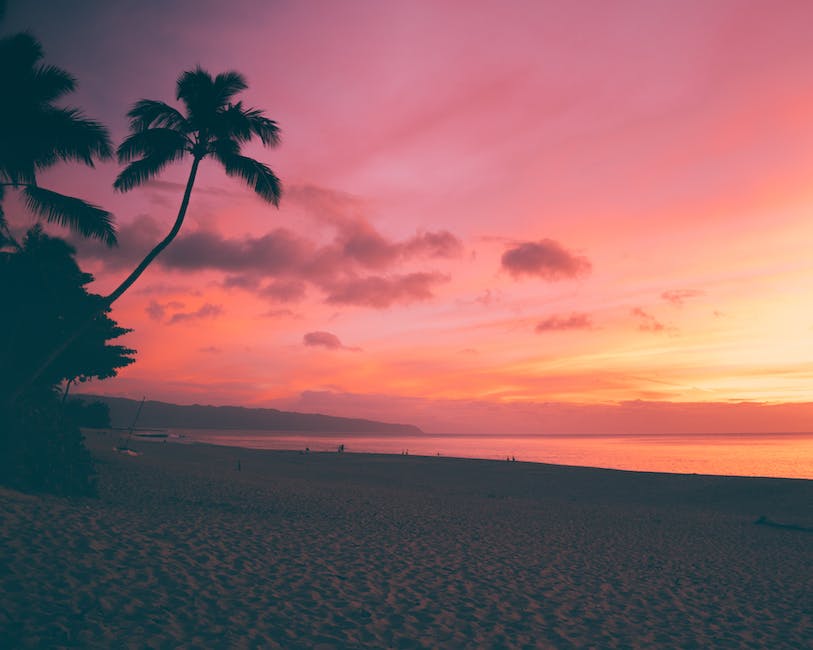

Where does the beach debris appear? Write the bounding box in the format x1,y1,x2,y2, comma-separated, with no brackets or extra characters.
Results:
114,447,141,456
754,515,813,533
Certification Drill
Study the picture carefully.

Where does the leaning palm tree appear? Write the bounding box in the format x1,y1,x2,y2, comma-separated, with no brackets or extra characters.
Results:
0,32,116,245
107,67,281,303
4,67,282,406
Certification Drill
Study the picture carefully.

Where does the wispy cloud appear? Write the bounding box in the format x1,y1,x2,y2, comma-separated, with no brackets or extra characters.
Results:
167,303,224,325
536,313,593,332
632,307,666,332
661,289,704,306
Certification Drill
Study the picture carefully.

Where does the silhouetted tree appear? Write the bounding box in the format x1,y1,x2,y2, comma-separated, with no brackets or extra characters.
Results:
63,398,111,429
108,67,281,302
0,227,134,494
6,68,282,403
0,32,116,245
0,226,134,394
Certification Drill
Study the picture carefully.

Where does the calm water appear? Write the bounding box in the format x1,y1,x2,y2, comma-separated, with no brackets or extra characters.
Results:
159,429,813,480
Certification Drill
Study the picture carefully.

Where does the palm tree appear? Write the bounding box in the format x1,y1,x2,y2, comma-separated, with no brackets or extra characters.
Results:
0,32,116,245
107,67,281,303
3,67,282,406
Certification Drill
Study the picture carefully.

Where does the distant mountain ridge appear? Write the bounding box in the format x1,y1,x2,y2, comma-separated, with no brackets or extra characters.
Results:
76,395,423,435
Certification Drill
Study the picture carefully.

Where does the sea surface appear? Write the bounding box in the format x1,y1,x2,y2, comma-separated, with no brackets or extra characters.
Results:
153,429,813,480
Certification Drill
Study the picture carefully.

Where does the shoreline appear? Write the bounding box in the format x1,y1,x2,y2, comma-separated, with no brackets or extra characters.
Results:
133,426,813,481
2,429,811,647
179,438,813,482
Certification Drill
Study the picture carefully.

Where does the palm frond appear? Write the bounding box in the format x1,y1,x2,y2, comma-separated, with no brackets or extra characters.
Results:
23,186,117,246
218,153,281,206
175,68,213,125
127,99,188,132
33,107,113,167
217,104,281,146
31,64,76,103
244,108,281,146
117,127,189,163
176,67,213,102
0,32,43,71
209,137,240,158
114,151,184,192
212,71,247,105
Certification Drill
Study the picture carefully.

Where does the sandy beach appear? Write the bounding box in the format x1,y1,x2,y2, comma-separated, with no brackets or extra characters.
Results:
2,431,811,649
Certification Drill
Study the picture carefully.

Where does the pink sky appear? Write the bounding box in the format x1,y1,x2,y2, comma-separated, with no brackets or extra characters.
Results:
7,0,813,433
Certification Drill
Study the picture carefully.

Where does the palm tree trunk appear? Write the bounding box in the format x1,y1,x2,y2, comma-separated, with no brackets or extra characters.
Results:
106,156,201,303
3,157,202,409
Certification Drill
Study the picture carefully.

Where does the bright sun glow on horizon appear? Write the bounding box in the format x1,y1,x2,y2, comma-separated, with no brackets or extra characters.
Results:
6,0,813,434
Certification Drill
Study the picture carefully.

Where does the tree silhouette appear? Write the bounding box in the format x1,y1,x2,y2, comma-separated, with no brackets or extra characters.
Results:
0,226,135,396
0,32,116,245
0,227,134,494
4,67,282,405
108,67,281,302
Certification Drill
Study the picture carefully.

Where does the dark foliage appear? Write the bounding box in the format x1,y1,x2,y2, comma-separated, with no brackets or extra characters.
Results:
0,31,115,245
0,390,96,495
0,227,134,494
0,226,134,393
63,398,111,429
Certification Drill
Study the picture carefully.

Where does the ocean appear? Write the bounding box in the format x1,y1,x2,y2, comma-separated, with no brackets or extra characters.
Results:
150,429,813,480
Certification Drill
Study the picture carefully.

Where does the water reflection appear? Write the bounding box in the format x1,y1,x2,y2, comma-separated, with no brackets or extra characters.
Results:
170,430,813,479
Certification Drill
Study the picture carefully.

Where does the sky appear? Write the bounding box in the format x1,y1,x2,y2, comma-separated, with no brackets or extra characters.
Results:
6,0,813,433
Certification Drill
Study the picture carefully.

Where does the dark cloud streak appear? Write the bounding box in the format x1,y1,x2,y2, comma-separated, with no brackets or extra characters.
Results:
75,199,463,309
536,313,593,332
502,239,591,280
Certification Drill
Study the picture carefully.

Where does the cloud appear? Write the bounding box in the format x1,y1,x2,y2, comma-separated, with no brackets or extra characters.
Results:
631,307,666,332
330,223,463,270
402,230,463,258
661,289,704,306
535,313,593,332
261,308,298,319
142,179,242,198
161,228,311,273
261,280,307,303
303,331,342,349
285,184,367,226
303,331,360,351
474,289,500,306
501,239,591,280
75,195,463,310
133,282,200,297
223,275,261,290
146,299,184,322
73,214,164,270
167,303,223,325
324,272,449,308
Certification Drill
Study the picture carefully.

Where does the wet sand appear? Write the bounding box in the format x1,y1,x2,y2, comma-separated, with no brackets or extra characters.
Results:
1,430,811,648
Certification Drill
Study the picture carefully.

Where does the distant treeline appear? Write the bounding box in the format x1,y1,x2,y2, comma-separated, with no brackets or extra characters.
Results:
75,395,423,435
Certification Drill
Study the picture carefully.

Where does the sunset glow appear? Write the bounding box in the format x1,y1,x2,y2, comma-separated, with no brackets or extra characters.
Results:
8,0,813,433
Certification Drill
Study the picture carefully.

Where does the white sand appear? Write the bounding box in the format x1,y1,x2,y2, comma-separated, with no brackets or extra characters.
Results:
1,430,811,648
